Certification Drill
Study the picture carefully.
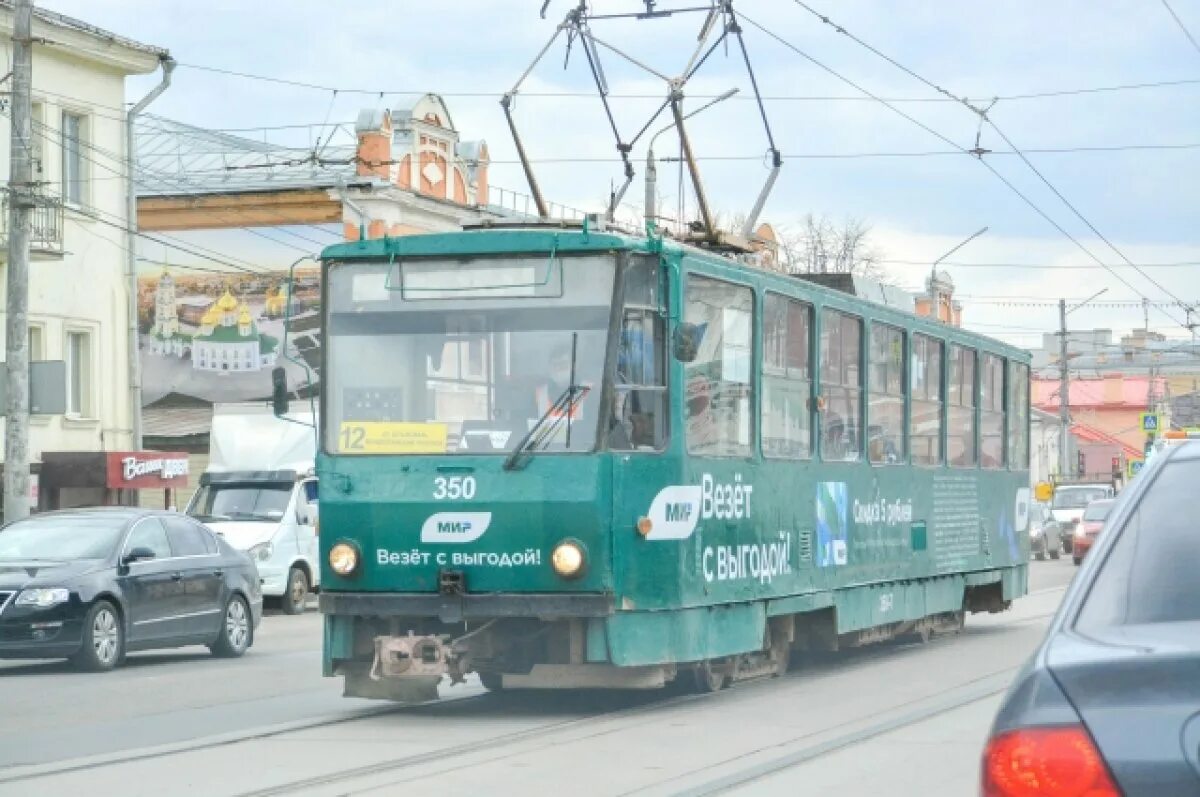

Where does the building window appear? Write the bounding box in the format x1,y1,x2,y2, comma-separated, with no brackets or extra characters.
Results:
948,344,977,467
684,275,753,457
61,111,86,205
1008,362,1030,470
910,334,943,466
65,330,91,417
868,323,905,464
28,325,43,361
980,353,1006,469
820,309,862,461
762,293,812,459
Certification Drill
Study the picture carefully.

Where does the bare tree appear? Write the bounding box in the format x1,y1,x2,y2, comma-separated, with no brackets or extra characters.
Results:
777,214,885,279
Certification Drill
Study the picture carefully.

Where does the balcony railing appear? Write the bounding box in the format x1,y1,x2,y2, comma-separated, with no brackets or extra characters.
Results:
483,185,588,222
0,194,65,258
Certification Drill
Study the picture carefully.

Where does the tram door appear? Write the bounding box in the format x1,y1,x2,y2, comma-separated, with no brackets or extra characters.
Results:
609,256,672,603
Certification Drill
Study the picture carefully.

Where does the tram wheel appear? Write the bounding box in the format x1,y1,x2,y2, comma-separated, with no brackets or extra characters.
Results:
690,658,733,694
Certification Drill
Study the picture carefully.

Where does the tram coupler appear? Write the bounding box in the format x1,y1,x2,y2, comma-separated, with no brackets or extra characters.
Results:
369,631,453,681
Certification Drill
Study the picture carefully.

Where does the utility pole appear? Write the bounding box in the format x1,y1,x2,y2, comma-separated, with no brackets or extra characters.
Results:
1058,298,1071,478
4,0,34,523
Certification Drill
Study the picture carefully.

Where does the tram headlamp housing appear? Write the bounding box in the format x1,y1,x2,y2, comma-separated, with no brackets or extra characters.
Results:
550,540,586,579
329,541,360,577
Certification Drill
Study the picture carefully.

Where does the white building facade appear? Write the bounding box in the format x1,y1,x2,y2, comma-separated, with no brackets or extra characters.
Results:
1030,408,1063,487
0,6,168,496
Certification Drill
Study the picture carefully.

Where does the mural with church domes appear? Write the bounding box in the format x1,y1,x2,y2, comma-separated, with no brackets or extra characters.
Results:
136,260,323,407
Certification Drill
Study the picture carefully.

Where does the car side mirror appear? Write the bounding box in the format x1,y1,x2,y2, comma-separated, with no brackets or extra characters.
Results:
122,546,156,565
271,366,289,416
672,322,704,364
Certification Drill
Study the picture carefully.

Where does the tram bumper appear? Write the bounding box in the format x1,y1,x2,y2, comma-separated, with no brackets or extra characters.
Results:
319,591,614,623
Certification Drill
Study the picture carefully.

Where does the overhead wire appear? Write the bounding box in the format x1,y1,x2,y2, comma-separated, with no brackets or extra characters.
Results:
880,258,1200,270
15,109,340,256
2,112,285,274
1160,0,1200,58
165,59,1200,104
762,3,1191,331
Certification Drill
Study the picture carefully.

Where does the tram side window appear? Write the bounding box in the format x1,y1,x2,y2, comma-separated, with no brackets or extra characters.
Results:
1007,362,1030,470
980,353,1006,469
820,310,862,461
612,257,666,451
762,293,812,459
684,275,754,457
868,324,905,464
948,345,977,467
910,334,943,466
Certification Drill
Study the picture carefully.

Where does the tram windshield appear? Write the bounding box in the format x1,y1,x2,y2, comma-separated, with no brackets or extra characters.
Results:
324,254,618,455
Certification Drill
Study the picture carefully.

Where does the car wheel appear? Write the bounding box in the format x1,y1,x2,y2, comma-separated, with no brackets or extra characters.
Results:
210,595,253,658
71,600,124,672
281,566,309,615
479,671,504,692
1073,556,1082,566
1034,552,1045,561
1049,549,1060,560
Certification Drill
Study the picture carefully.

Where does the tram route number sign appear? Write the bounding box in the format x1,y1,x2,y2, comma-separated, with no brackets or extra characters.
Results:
338,421,447,454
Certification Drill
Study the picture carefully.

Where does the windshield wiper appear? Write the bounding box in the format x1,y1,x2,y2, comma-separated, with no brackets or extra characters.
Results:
504,332,588,472
502,383,590,471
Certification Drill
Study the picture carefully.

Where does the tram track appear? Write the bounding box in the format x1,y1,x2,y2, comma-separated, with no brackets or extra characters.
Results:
0,600,1061,795
237,608,1058,797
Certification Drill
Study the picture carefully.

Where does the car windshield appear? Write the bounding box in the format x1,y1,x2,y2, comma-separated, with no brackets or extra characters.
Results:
323,254,618,455
1052,487,1109,509
1076,457,1200,628
0,515,126,561
1083,500,1114,521
188,483,292,522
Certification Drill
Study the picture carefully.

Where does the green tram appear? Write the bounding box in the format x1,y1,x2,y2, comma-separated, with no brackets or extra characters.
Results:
300,223,1031,701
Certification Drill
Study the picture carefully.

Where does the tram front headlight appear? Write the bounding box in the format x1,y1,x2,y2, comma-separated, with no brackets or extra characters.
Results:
551,540,586,579
329,542,360,576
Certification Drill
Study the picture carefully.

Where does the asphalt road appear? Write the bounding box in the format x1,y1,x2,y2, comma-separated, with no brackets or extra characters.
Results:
0,561,1078,795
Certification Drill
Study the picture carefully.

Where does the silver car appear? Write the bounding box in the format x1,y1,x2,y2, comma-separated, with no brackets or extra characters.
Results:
1028,502,1062,560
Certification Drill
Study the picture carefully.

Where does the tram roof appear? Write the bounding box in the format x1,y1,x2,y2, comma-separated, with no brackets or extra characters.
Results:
320,226,1029,362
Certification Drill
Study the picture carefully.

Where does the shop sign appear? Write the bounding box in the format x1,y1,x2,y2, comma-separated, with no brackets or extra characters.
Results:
105,452,190,489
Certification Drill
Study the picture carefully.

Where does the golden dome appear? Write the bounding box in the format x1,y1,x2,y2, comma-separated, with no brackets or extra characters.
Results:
215,290,239,311
238,305,253,325
200,306,220,326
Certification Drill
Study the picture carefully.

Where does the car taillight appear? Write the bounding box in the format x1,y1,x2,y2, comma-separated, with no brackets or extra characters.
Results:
983,726,1121,797
1083,522,1103,535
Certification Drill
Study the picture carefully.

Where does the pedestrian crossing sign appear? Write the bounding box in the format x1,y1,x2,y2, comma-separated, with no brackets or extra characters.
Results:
1140,413,1160,433
1128,459,1145,478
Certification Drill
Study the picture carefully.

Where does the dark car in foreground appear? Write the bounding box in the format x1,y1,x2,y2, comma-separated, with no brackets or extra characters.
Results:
982,441,1200,796
0,508,263,671
1071,497,1115,565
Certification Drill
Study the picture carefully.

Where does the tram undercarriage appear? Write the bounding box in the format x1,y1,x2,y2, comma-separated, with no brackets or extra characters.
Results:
332,602,986,703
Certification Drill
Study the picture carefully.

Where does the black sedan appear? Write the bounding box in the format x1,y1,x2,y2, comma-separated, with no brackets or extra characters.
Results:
0,508,263,671
982,440,1200,796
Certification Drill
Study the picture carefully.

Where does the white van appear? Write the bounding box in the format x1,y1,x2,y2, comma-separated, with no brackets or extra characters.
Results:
186,404,319,614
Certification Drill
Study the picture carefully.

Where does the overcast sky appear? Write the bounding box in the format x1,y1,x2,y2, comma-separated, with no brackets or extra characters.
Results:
40,0,1200,350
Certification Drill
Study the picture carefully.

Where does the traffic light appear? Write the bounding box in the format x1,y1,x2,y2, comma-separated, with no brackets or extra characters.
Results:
1111,456,1120,474
1077,450,1086,476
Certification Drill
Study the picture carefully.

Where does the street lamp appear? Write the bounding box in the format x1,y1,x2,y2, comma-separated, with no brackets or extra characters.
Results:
929,226,988,322
644,88,739,232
